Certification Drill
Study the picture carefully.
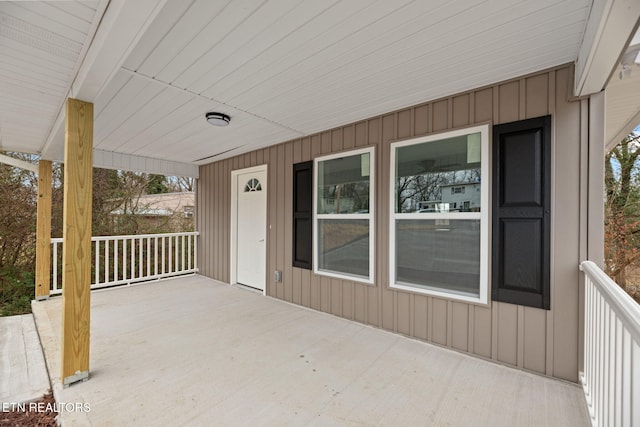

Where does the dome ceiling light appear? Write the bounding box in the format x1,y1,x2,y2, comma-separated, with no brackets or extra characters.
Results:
206,112,231,126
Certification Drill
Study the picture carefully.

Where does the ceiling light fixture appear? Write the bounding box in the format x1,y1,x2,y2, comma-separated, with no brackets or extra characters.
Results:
206,112,231,127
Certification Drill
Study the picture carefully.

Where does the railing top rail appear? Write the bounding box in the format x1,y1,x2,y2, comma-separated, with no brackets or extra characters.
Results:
51,231,199,244
580,260,640,340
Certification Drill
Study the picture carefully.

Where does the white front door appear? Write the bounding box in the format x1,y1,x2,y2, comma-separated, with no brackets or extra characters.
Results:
236,168,267,291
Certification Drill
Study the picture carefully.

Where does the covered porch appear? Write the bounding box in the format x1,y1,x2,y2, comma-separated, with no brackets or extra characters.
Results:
2,1,640,425
32,275,589,426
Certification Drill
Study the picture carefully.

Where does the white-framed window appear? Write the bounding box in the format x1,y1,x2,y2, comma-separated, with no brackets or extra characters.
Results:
314,147,374,283
389,125,489,304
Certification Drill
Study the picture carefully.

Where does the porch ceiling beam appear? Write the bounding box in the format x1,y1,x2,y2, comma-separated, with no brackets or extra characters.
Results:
574,0,640,97
0,149,199,178
93,150,199,178
40,0,168,162
0,153,38,173
61,98,93,387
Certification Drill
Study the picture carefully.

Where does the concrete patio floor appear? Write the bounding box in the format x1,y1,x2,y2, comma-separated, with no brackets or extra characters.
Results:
32,275,590,426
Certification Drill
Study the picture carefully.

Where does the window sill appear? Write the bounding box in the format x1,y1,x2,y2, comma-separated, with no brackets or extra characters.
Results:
314,269,374,285
390,282,488,305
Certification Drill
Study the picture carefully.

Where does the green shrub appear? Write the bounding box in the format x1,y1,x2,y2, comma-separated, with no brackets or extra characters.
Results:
0,267,34,316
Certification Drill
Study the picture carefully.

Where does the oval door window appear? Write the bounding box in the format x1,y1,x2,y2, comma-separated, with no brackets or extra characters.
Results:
244,178,262,192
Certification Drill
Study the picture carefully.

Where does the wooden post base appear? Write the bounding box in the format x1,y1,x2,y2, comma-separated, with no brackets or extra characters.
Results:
63,370,89,388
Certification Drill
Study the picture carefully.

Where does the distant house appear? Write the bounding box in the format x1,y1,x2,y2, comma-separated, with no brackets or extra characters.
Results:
416,182,481,213
440,182,481,212
110,192,195,231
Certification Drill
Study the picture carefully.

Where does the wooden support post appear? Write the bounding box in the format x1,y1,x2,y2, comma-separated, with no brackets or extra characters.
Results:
35,160,52,300
61,98,93,387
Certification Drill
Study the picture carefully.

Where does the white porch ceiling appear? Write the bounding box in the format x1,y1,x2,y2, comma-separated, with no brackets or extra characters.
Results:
0,0,638,176
0,0,106,154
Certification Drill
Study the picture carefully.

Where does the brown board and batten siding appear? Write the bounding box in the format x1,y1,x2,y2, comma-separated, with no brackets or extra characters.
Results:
197,65,584,383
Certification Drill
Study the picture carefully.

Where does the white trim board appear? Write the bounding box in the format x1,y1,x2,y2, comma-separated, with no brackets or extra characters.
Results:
574,0,640,96
0,154,38,173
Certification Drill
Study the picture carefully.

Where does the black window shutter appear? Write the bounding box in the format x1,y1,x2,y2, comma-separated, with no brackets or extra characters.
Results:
293,161,313,269
492,116,551,310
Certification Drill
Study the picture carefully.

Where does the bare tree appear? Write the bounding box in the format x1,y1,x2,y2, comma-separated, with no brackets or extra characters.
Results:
167,176,194,192
0,153,38,270
605,132,640,303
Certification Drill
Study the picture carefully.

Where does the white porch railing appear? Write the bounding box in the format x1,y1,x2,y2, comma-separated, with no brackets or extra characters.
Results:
580,261,640,427
50,232,198,295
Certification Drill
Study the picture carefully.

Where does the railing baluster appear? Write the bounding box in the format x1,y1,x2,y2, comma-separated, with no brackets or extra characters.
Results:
181,234,185,272
131,238,136,280
608,311,616,427
584,271,594,425
139,237,143,278
623,329,631,426
168,236,172,273
162,236,166,274
95,240,99,285
187,234,192,271
147,237,151,277
584,278,589,390
601,301,608,426
154,236,158,277
123,237,127,281
105,239,109,285
631,341,639,427
614,317,622,426
52,241,58,292
597,293,603,426
175,235,179,272
114,239,119,283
